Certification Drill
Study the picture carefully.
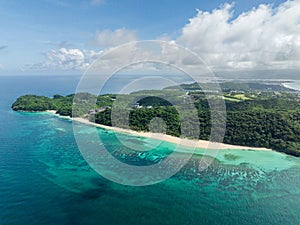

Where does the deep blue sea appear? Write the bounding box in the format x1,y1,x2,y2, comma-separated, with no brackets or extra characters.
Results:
0,75,300,225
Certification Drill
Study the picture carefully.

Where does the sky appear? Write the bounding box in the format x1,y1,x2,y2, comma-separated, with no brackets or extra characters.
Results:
0,0,299,76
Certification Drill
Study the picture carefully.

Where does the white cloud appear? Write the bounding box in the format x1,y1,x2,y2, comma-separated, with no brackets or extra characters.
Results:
45,48,88,70
25,28,137,71
0,64,4,70
25,1,300,73
90,28,137,47
25,48,101,71
176,1,300,70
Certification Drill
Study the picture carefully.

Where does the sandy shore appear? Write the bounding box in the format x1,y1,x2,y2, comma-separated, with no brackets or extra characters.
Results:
46,110,271,151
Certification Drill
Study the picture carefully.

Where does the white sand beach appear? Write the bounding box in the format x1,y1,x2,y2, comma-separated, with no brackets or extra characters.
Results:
47,110,271,151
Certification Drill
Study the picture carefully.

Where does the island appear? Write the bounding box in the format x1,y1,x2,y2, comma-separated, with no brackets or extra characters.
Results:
12,81,300,157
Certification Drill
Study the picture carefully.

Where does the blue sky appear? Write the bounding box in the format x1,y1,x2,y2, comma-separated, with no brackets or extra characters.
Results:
0,0,298,75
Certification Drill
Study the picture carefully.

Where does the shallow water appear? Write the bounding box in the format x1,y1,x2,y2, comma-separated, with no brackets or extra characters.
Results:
0,76,300,224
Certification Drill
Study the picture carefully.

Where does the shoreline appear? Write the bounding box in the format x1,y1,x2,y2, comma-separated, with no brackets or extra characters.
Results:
282,82,300,91
46,110,271,151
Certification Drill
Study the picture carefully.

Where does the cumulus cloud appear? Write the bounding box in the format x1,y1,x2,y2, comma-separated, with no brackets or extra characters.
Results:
90,28,137,47
26,28,137,72
46,48,88,70
25,48,101,71
25,1,300,73
176,1,300,70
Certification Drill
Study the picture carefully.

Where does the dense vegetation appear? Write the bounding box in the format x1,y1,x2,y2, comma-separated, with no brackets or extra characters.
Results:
167,81,295,92
12,82,300,156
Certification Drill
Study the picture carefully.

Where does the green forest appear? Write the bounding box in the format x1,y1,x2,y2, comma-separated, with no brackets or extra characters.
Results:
12,82,300,156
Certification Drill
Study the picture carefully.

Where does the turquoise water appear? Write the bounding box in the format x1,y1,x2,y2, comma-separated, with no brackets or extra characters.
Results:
0,76,300,224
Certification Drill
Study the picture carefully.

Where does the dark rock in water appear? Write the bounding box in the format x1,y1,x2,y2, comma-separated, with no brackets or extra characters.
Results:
90,177,107,187
80,189,105,200
79,178,109,199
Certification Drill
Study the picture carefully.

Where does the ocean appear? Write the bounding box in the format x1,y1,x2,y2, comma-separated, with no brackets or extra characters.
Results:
0,75,299,225
283,80,300,91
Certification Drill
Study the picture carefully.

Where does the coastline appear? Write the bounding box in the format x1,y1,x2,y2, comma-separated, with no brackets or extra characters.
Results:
46,110,271,151
282,81,300,91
